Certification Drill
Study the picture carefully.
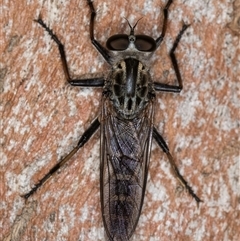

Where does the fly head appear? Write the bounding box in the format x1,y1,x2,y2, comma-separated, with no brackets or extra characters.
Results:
105,19,156,119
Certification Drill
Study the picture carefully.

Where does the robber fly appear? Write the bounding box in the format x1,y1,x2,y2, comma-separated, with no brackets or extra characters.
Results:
23,0,202,240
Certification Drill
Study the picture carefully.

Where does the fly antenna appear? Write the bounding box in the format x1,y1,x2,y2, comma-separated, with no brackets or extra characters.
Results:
124,17,144,35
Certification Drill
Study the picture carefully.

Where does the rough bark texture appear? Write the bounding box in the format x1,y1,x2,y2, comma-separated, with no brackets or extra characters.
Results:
1,0,239,241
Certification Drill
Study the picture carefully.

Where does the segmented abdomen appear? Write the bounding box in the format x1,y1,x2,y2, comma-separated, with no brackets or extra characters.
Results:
100,99,154,240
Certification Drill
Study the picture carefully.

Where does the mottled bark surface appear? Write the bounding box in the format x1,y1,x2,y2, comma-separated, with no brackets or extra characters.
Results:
1,0,239,240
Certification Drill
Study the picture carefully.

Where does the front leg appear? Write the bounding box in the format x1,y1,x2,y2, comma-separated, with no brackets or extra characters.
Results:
86,0,111,63
155,0,173,47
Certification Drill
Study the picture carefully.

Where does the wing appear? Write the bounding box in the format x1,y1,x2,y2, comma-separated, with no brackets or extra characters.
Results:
100,97,154,241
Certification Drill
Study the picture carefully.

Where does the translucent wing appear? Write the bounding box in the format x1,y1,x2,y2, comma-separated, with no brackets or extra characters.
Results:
100,98,154,241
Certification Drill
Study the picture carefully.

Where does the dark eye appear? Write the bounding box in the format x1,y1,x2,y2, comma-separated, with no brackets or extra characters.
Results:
135,35,156,51
106,34,156,52
106,34,129,50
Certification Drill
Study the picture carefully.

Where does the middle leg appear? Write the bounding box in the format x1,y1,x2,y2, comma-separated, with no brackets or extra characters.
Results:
154,24,190,93
35,18,105,87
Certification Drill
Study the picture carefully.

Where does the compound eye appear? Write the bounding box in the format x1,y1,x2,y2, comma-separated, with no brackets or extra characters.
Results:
106,34,129,50
135,35,156,52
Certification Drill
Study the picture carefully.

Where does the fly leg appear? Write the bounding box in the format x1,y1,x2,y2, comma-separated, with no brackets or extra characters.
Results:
23,119,100,199
156,0,173,47
154,23,190,93
154,0,190,92
86,0,111,63
34,18,105,87
153,127,202,205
